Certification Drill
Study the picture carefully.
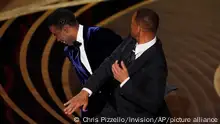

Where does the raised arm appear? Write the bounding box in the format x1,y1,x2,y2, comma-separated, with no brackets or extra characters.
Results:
63,35,132,115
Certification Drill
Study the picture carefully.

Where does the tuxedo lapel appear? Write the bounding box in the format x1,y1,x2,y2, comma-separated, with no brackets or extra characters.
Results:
119,37,136,66
82,26,95,70
128,40,159,76
82,26,89,50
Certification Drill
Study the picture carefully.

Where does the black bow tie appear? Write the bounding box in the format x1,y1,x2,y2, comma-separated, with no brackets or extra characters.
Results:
68,41,82,50
73,41,82,48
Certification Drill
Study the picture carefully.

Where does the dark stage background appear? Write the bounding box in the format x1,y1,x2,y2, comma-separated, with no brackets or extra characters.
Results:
1,0,220,123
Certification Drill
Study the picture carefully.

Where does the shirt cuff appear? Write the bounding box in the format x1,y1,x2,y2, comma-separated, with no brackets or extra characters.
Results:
120,77,130,87
82,88,92,97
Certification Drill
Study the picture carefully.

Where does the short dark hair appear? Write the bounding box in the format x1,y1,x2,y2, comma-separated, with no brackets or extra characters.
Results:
47,8,77,29
135,8,159,33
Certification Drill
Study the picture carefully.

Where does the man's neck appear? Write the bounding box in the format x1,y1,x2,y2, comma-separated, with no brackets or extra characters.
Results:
137,32,155,44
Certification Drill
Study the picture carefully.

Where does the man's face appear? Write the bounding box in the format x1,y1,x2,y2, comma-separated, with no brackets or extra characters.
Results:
130,12,139,40
49,25,74,45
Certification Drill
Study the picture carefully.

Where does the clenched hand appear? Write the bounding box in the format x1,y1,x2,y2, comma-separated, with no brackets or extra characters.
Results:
112,60,129,83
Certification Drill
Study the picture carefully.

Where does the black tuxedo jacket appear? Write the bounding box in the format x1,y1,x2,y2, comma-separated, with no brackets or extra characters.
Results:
64,26,122,117
84,36,169,118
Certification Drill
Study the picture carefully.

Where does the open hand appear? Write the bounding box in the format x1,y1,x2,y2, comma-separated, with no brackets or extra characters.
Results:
64,90,89,115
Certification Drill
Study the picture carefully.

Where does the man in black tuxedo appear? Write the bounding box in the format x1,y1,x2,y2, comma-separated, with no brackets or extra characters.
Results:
47,8,122,118
64,8,171,122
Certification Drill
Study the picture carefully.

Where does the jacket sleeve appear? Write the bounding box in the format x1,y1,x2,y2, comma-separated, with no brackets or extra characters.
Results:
83,40,124,94
83,32,133,94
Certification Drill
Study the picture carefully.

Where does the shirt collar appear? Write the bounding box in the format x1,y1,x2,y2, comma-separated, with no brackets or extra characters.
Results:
76,24,84,43
135,37,157,54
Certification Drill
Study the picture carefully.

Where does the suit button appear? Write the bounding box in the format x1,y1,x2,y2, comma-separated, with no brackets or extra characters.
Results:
99,91,102,93
120,92,123,95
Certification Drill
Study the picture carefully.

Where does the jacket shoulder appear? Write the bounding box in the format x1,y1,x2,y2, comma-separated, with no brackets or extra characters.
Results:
88,26,118,36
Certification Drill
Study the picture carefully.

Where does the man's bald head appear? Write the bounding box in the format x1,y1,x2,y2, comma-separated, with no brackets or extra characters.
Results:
134,8,159,33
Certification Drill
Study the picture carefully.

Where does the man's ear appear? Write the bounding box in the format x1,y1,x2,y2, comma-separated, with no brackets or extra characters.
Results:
137,25,141,33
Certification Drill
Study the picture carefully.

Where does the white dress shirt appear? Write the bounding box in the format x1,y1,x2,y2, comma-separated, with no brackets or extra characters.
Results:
77,24,93,75
83,36,157,96
77,24,94,96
